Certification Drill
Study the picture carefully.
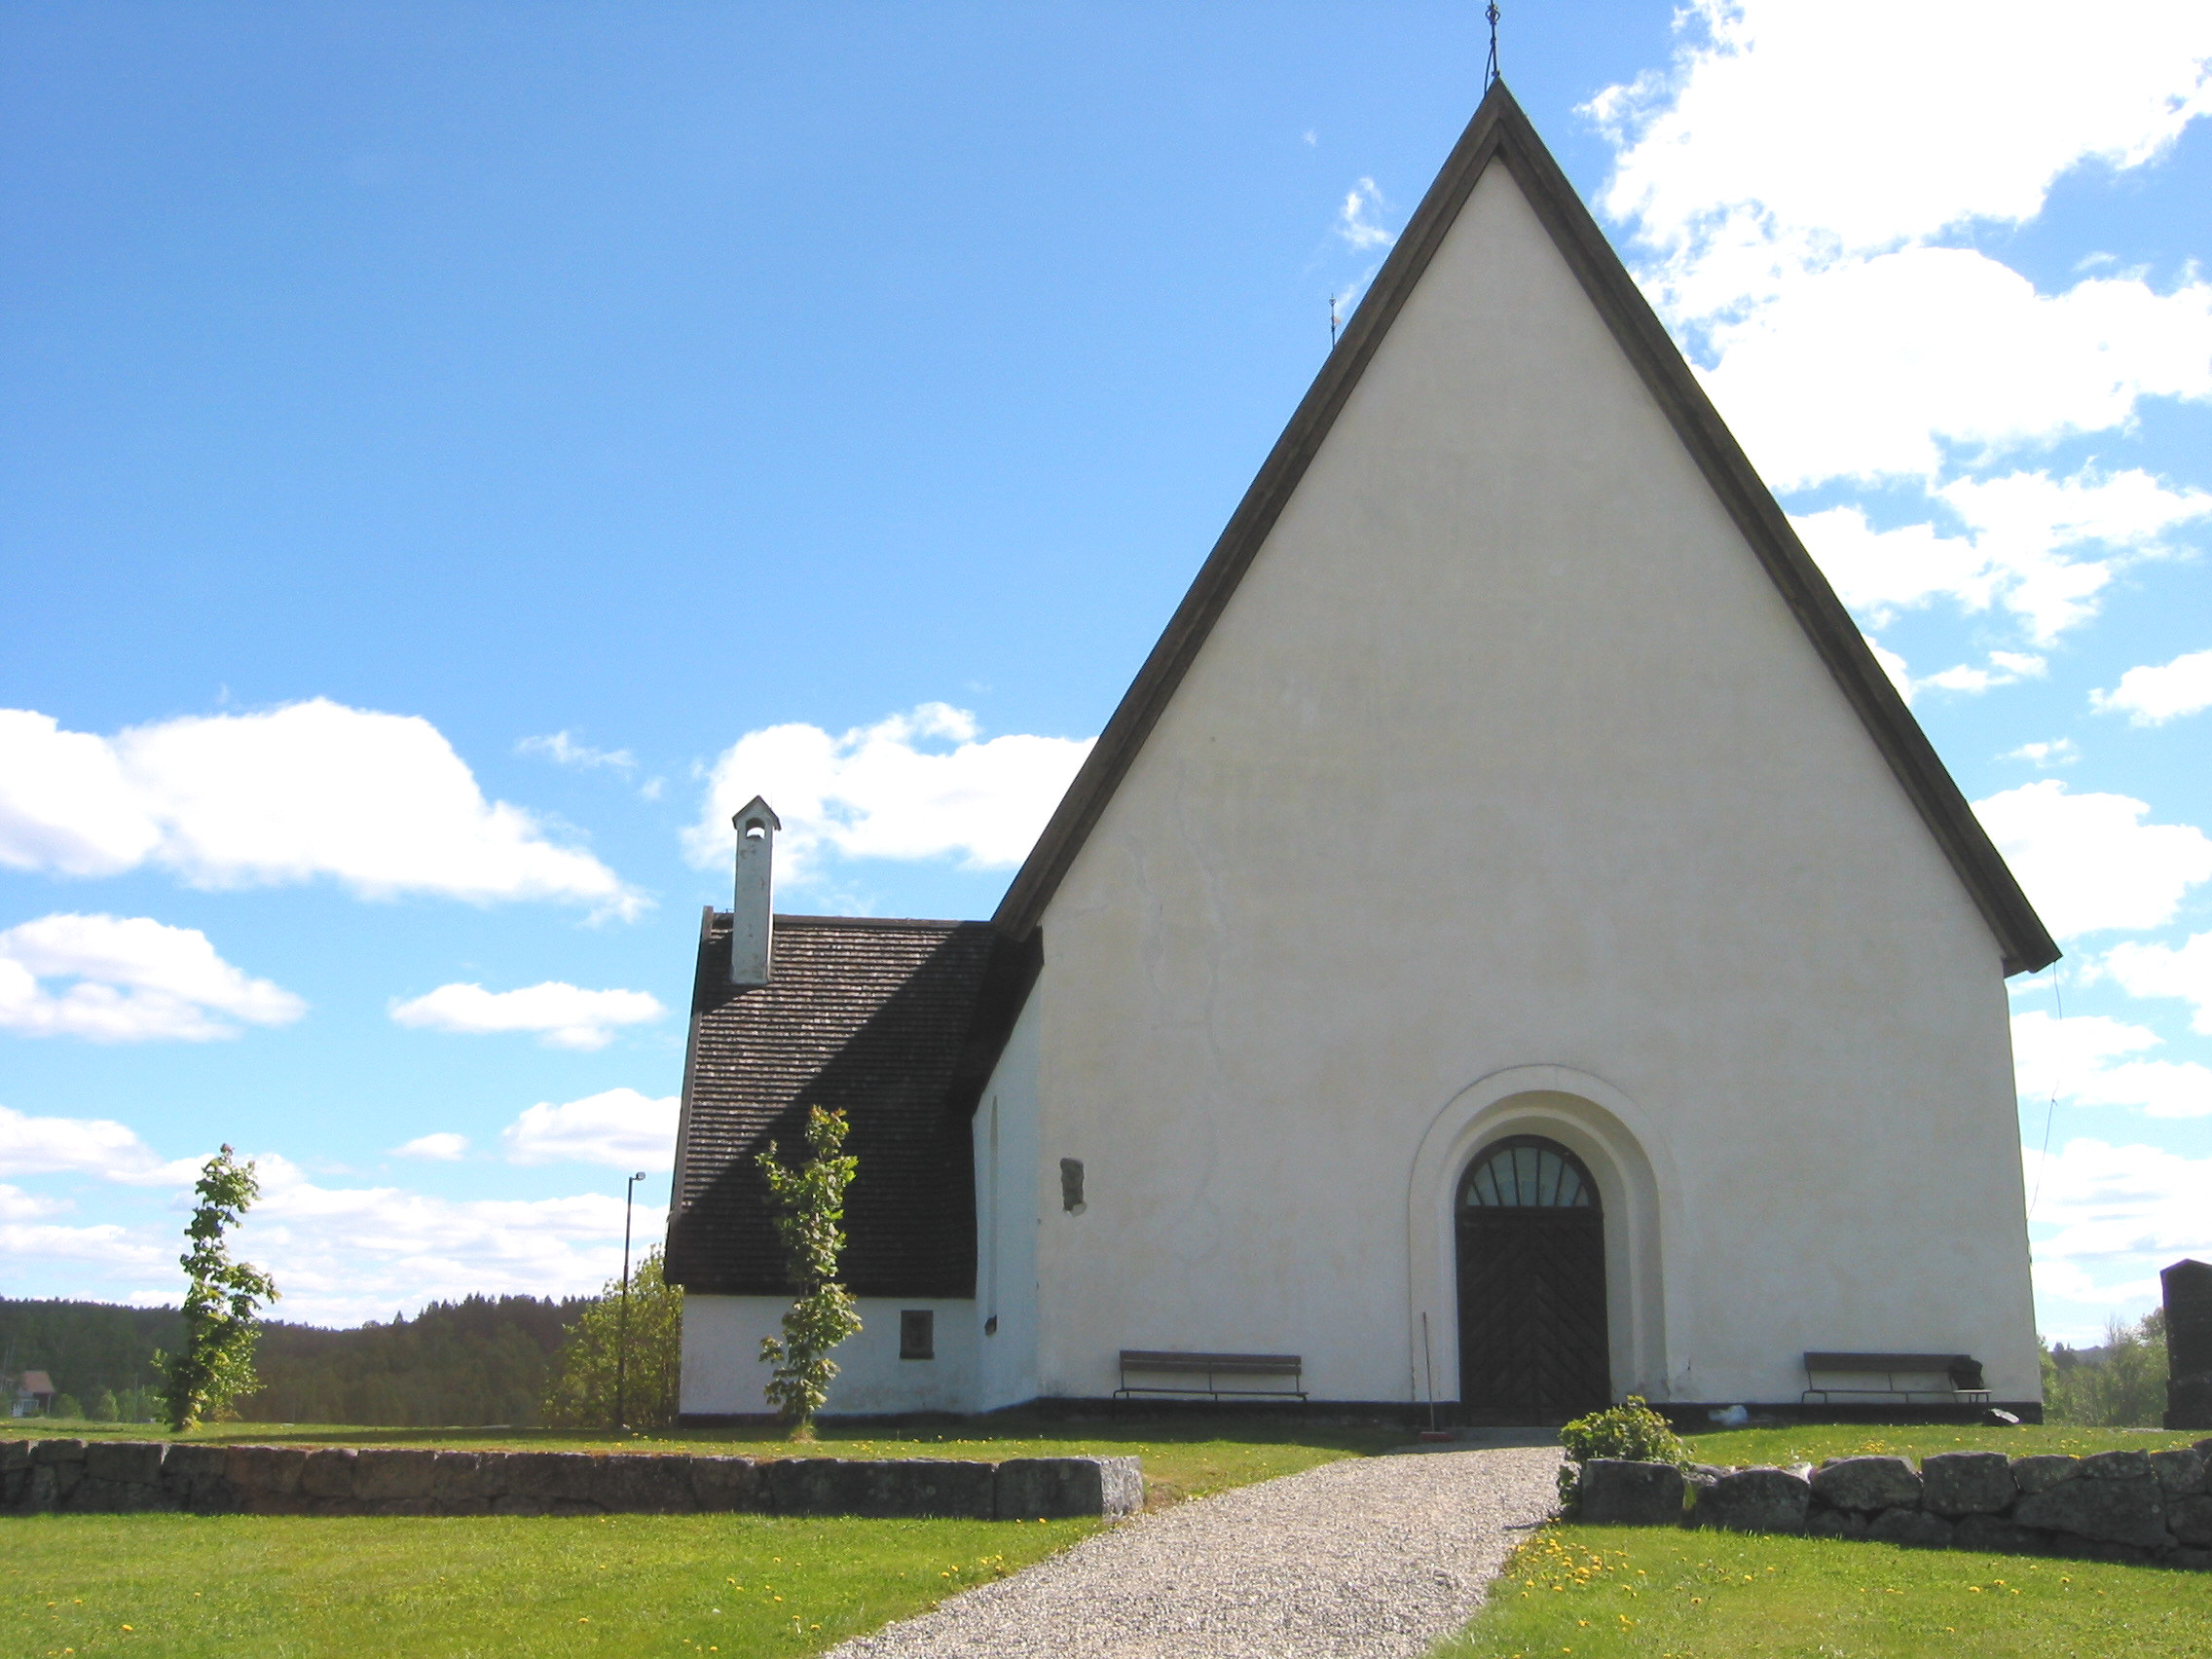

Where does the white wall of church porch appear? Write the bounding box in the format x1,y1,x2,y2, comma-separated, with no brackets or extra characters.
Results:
680,1294,979,1418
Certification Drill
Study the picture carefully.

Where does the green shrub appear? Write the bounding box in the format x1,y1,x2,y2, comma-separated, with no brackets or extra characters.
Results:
2042,1309,2167,1426
1557,1394,1689,1509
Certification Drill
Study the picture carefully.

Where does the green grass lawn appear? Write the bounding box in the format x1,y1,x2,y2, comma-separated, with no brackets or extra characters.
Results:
1436,1421,2210,1659
5,1510,1096,1659
4,1415,1405,1657
20,1414,1406,1507
1434,1524,2206,1659
1679,1421,2203,1467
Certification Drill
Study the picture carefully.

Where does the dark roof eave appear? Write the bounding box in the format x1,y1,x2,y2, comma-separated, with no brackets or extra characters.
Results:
991,79,2058,977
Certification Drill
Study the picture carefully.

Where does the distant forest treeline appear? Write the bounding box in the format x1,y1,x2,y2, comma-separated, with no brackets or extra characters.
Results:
2,1295,587,1425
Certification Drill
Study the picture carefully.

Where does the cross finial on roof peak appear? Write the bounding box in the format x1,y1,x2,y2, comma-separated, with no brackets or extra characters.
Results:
1485,2,1502,90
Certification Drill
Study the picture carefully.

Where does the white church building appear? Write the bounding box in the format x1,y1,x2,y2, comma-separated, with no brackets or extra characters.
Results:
665,84,2057,1423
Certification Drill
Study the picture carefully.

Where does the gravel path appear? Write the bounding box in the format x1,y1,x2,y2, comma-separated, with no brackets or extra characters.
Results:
830,1445,1562,1659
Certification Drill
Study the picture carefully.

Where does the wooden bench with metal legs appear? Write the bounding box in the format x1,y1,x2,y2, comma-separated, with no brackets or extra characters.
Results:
1801,1351,1990,1407
1114,1349,1307,1402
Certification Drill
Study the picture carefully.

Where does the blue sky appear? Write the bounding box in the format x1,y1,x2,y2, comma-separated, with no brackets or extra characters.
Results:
3,3,2208,1342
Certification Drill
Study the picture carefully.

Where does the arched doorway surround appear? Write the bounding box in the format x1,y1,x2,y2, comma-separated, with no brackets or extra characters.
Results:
1456,1136,1611,1413
1405,1066,1681,1413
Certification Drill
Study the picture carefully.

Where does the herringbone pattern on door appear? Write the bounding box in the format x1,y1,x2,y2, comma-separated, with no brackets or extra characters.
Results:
1456,1209,1609,1413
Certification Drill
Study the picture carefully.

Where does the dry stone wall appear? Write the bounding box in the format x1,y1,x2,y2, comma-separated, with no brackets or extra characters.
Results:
0,1439,1141,1522
1573,1442,2212,1569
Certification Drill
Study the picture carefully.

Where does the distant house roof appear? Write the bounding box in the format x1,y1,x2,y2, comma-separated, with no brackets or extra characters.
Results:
991,79,2057,977
665,913,1039,1298
18,1371,54,1396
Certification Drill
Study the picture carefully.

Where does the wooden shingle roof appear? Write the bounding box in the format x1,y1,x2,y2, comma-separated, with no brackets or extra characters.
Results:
665,912,1038,1298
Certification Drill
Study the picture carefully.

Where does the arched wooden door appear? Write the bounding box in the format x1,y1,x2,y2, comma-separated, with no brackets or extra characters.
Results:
1456,1136,1611,1416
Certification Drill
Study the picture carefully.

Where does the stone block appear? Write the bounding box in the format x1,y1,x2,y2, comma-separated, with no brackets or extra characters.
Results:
1811,1456,1921,1513
1867,1508,1954,1548
689,1456,763,1514
70,1475,176,1514
31,1442,88,1503
860,1459,994,1520
1805,1506,1865,1538
430,1452,494,1512
2169,1546,2212,1570
2012,1472,2172,1549
490,1493,549,1517
1953,1513,2050,1555
994,1456,1143,1520
1694,1467,1811,1534
300,1448,358,1499
2,1440,32,1473
2010,1455,2080,1494
2165,1493,2212,1546
86,1441,166,1487
224,1445,308,1500
591,1453,695,1514
1577,1459,1686,1526
501,1452,597,1506
161,1444,235,1514
768,1458,872,1517
1922,1451,2015,1516
351,1449,438,1502
2149,1447,2206,1496
2080,1449,2153,1481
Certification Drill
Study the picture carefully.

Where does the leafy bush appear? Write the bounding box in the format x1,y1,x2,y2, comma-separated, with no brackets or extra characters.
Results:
1556,1395,1689,1509
2043,1309,2167,1426
541,1247,682,1430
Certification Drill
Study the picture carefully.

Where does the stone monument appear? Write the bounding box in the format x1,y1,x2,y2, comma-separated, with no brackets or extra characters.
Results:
2162,1257,2212,1430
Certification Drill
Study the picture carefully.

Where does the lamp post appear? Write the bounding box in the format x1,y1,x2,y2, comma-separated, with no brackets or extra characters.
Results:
616,1170,648,1432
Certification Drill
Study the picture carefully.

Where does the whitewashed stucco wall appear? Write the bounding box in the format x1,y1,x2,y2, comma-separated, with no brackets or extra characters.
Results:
681,1295,979,1417
974,990,1044,1412
1023,162,2038,1409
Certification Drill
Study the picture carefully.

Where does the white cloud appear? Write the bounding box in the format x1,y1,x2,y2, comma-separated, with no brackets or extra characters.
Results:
0,1103,203,1186
1587,4,2212,492
2093,646,2212,725
0,913,305,1043
518,731,636,771
0,1220,167,1273
1795,468,2210,643
388,981,664,1051
0,1114,658,1322
0,701,639,917
1335,176,1393,250
2012,1009,2212,1119
0,1183,69,1222
2005,739,2079,769
2023,1138,2212,1327
1590,1,2212,260
1973,780,2212,938
1702,257,2212,491
393,1132,469,1161
500,1088,679,1170
2106,930,2212,1035
232,1154,659,1325
685,703,1092,888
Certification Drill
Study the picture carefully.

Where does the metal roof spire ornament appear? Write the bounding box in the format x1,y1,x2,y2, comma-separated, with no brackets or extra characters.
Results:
1485,1,1501,88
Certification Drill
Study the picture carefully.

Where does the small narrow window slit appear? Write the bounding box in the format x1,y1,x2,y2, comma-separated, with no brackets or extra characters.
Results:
900,1309,935,1360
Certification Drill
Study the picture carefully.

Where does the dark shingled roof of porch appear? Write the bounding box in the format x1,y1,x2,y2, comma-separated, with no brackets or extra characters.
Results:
664,912,1037,1299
